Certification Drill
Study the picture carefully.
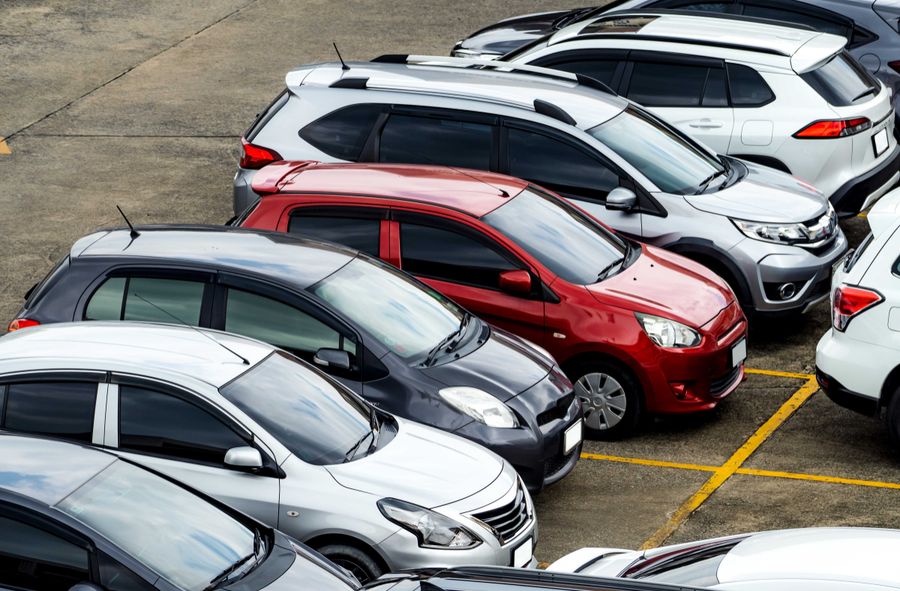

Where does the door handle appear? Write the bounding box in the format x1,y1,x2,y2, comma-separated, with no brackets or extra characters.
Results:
689,119,724,129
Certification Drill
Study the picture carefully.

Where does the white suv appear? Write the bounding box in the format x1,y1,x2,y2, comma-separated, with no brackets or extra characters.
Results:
817,187,900,446
503,11,900,217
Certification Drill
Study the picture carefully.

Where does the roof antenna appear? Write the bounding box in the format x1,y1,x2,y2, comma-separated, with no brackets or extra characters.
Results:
116,205,140,239
333,42,350,71
131,292,250,365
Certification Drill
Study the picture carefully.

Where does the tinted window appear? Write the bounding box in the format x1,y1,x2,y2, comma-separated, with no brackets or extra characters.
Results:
507,128,618,199
288,214,381,256
99,554,156,591
221,352,373,465
401,222,517,289
300,104,384,161
119,385,248,464
3,383,96,443
225,288,353,357
741,4,850,37
86,276,206,324
800,51,878,107
727,63,775,107
533,58,619,86
668,2,734,12
627,61,709,107
85,276,125,320
0,515,89,591
484,188,627,284
380,115,493,169
703,67,728,107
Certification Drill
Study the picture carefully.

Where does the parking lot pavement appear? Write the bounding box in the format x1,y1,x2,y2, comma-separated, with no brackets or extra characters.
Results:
2,0,899,567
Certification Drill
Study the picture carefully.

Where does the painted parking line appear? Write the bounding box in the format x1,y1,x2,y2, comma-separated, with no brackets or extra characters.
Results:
744,367,813,380
0,138,10,155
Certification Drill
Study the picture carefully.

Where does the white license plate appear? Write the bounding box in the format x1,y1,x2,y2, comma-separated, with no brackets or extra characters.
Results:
513,536,533,567
731,338,747,368
564,420,583,453
873,128,889,157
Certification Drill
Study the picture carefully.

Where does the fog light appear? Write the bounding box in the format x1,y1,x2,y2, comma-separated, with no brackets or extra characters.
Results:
778,283,797,300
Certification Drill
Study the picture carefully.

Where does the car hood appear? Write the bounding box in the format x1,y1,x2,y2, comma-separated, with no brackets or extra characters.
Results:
685,160,828,223
423,326,554,403
587,245,732,327
325,418,504,507
453,9,575,56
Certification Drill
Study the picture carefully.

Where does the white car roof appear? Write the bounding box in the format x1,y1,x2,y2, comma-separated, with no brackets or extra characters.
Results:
718,527,900,587
287,61,629,130
866,187,900,237
551,12,847,73
0,322,272,388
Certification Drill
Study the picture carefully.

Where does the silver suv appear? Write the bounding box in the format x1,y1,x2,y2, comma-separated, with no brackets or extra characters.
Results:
233,58,847,316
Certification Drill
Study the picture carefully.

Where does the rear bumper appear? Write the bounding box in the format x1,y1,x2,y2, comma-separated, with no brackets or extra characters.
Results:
816,367,879,416
830,143,900,217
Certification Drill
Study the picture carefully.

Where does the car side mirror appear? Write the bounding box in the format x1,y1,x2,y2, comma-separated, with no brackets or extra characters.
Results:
605,187,638,212
314,348,351,370
499,269,532,296
225,446,263,469
70,584,105,591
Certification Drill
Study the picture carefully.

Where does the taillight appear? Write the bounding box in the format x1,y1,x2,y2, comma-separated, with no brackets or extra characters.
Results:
7,318,40,332
794,118,871,139
239,138,282,169
833,286,882,331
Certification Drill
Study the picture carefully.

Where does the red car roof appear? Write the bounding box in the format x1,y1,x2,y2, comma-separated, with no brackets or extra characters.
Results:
267,162,529,218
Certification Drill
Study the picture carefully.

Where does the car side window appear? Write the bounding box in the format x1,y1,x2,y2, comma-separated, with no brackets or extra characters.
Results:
727,63,775,107
288,213,381,256
740,3,851,38
98,553,157,591
299,104,385,161
0,514,89,591
85,275,206,325
224,287,357,359
400,222,518,290
118,385,249,465
379,114,494,170
506,128,619,201
0,382,97,443
530,53,623,87
659,1,735,12
626,60,719,107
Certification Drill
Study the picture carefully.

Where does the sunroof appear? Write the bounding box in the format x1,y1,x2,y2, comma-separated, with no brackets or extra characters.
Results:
580,16,658,35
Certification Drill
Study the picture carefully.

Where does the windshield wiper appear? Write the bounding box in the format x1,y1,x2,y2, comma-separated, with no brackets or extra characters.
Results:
205,530,266,590
343,430,375,463
596,257,626,282
694,169,727,195
422,313,471,367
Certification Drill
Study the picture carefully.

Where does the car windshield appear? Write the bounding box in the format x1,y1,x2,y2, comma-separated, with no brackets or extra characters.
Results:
310,257,466,362
221,352,374,465
57,460,258,591
588,106,725,194
625,539,745,586
483,187,627,284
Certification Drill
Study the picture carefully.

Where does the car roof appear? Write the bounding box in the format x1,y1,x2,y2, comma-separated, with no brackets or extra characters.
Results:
288,61,629,130
420,566,706,591
275,162,527,218
71,225,356,290
0,322,273,388
0,434,117,506
718,527,900,587
553,12,847,72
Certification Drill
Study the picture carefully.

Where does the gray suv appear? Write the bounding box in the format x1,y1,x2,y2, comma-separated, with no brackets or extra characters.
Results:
233,58,847,317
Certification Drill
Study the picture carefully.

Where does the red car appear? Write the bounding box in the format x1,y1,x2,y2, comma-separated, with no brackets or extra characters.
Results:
238,161,748,438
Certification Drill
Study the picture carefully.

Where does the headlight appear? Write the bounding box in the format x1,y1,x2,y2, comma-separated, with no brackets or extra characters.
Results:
439,387,519,428
732,218,809,245
635,313,701,348
378,498,481,549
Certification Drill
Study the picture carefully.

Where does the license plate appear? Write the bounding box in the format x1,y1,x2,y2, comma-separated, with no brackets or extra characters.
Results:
731,338,747,368
873,128,889,157
513,536,533,568
564,420,583,454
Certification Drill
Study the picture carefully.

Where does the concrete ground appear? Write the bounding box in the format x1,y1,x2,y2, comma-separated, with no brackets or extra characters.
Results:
2,0,898,566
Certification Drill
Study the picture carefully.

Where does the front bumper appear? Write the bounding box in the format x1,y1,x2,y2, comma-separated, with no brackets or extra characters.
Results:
830,143,900,217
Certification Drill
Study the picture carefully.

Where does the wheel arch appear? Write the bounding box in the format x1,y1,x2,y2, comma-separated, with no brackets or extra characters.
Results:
304,532,392,573
667,238,753,307
880,364,900,410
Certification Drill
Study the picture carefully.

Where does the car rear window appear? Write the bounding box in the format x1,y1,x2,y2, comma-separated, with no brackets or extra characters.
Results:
245,89,289,141
25,255,69,307
801,51,879,107
299,104,385,161
727,63,774,107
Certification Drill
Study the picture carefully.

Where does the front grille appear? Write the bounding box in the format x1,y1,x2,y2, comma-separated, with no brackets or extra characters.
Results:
545,448,576,478
536,392,575,426
710,365,741,396
471,483,529,544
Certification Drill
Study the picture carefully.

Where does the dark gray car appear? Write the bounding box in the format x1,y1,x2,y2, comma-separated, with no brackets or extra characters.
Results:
453,0,900,113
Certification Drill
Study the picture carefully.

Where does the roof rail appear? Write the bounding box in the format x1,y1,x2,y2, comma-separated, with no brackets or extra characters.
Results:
370,54,617,96
567,33,789,57
599,8,817,32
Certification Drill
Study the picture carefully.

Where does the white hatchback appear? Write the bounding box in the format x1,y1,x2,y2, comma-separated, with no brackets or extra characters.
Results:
817,187,900,446
504,11,900,217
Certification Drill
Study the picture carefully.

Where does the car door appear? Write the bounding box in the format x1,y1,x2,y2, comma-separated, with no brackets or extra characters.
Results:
103,378,281,527
391,211,548,347
621,52,734,154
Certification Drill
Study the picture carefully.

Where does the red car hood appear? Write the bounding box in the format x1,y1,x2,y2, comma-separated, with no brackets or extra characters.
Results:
586,245,733,328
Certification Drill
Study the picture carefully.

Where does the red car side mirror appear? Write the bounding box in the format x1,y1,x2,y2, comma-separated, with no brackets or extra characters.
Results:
499,270,532,296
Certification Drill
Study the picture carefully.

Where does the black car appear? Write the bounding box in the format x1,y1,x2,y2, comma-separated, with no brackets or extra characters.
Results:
11,226,582,492
0,433,359,591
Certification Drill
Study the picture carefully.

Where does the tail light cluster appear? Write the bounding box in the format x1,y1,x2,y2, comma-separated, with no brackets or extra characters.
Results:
239,137,283,169
794,117,872,139
7,318,40,332
832,285,882,332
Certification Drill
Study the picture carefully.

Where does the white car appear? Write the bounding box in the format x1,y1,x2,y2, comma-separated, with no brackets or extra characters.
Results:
503,11,900,217
817,187,900,445
0,322,537,582
548,527,900,590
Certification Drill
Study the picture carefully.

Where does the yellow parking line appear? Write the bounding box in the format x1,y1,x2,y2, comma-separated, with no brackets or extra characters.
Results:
745,367,814,380
639,377,819,550
580,452,718,473
0,138,10,155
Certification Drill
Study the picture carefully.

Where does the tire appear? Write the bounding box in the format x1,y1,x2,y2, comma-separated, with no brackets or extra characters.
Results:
317,543,383,584
569,358,642,440
885,389,900,451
